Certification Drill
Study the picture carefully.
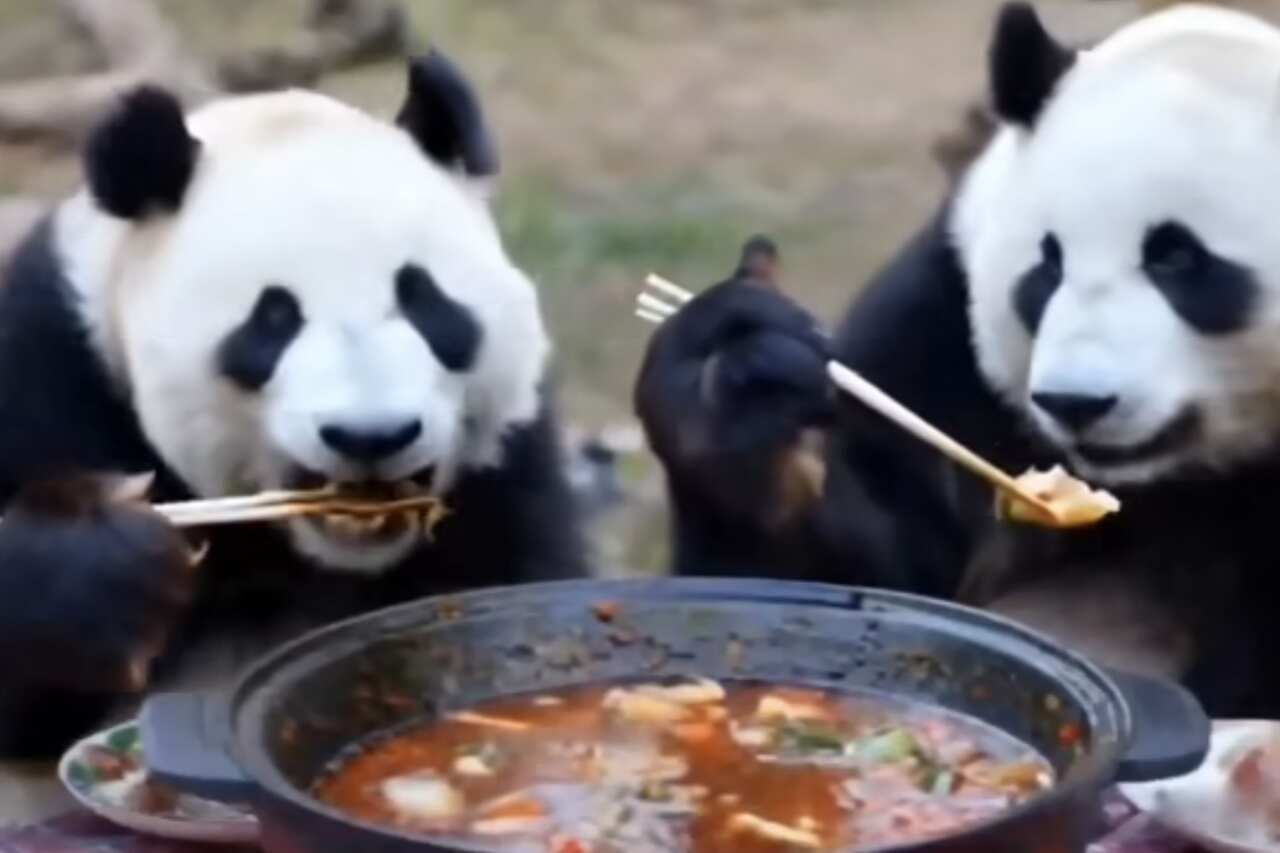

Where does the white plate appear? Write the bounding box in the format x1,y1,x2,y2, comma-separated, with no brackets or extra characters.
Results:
1120,720,1280,853
58,719,259,844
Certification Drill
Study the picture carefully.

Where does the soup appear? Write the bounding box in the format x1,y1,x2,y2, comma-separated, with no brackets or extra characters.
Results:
313,678,1054,852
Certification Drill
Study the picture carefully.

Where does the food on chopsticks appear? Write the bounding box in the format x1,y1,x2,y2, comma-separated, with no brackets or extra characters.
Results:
996,465,1120,528
149,483,452,536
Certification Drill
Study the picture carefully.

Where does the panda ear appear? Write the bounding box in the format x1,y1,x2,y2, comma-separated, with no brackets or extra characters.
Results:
396,50,499,178
989,2,1076,127
85,86,200,220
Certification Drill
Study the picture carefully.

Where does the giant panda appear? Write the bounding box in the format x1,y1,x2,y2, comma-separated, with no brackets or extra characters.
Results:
0,51,586,758
636,2,1280,719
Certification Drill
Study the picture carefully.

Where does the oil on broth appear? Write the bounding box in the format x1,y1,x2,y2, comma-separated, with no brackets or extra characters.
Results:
312,679,1054,852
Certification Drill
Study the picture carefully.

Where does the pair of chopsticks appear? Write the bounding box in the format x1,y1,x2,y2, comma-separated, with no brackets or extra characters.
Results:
154,488,448,529
635,273,1067,525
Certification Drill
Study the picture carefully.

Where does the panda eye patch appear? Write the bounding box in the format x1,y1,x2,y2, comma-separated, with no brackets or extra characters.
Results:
217,285,304,391
396,264,482,372
1142,220,1256,335
1011,232,1064,335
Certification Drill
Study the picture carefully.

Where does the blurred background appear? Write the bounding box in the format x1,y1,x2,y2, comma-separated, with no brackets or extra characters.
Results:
0,0,1272,574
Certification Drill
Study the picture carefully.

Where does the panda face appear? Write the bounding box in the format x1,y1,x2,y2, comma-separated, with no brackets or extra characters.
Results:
956,5,1280,486
76,87,548,573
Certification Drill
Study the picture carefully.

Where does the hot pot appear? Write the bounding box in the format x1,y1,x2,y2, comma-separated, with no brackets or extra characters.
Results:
140,578,1209,853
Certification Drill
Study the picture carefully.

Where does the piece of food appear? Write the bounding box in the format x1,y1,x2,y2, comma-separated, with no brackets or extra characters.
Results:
122,778,180,814
80,744,138,782
997,465,1120,528
380,773,465,823
726,812,823,848
602,688,691,724
448,711,532,732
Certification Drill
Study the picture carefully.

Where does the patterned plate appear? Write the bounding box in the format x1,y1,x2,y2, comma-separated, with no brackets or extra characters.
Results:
57,719,259,844
1120,720,1280,853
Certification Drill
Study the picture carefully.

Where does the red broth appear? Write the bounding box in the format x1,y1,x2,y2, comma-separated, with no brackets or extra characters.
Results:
312,679,1054,852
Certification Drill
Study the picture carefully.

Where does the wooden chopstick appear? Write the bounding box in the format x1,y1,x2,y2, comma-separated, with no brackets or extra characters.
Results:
154,490,448,529
824,363,1056,517
155,487,342,516
640,273,1061,522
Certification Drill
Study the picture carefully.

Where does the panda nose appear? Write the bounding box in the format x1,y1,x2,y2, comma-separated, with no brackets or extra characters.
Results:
1031,392,1118,433
320,420,422,462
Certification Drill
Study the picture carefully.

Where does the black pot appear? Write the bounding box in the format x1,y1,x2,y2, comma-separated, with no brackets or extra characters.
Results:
141,578,1209,853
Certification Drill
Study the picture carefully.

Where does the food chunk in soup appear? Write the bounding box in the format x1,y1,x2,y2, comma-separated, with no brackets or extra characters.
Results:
312,679,1055,851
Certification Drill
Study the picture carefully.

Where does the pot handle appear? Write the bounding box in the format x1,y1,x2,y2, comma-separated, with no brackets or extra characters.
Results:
1105,667,1210,783
140,692,257,803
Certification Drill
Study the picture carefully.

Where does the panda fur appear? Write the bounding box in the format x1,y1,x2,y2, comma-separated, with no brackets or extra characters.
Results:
0,52,585,758
637,2,1280,718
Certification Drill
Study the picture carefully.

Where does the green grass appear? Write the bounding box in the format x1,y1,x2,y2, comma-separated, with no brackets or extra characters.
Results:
497,174,764,289
492,171,839,426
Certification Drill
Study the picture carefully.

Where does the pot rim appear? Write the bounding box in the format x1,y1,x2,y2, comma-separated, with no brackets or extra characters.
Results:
227,577,1133,852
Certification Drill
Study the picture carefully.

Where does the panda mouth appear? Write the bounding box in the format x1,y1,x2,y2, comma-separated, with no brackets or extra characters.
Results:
1074,409,1200,467
286,467,438,545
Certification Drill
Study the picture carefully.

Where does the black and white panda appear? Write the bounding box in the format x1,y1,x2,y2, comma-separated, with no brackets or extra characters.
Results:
0,52,585,758
636,2,1280,718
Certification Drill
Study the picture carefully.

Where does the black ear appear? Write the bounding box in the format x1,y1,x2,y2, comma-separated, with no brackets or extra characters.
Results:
989,2,1076,127
733,235,781,290
396,50,499,178
85,86,200,220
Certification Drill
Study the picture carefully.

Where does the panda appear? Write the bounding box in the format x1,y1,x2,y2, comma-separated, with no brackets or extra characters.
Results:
636,1,1280,719
0,51,585,758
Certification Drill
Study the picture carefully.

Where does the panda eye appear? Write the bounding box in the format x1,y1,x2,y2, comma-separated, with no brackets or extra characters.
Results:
1011,232,1064,334
397,264,482,372
1040,233,1063,274
217,285,304,391
253,286,303,334
1142,220,1256,335
1143,222,1203,279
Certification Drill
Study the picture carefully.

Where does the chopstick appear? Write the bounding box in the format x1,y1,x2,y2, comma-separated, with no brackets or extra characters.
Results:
635,273,1061,523
824,362,1054,513
154,489,449,529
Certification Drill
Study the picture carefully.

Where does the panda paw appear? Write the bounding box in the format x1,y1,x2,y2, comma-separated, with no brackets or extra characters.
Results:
0,474,200,694
636,281,834,459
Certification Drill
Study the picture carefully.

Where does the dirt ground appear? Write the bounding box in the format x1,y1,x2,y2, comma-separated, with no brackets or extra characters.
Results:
0,0,1274,574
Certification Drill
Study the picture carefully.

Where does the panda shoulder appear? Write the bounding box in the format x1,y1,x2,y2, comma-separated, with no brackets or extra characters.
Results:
0,204,157,490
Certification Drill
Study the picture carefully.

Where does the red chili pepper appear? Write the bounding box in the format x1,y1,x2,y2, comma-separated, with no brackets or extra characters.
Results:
1058,722,1082,746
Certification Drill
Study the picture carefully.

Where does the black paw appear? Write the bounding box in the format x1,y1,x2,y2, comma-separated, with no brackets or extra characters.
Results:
637,279,833,459
0,474,199,693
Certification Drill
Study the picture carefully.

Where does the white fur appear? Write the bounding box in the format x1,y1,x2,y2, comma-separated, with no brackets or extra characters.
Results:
56,89,550,572
953,5,1280,485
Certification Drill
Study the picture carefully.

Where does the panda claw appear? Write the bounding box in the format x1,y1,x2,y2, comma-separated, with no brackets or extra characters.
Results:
125,657,149,692
112,471,156,504
187,539,211,570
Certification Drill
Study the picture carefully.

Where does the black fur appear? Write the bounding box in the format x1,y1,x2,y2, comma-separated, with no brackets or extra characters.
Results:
396,50,499,177
85,87,200,220
1012,232,1063,334
0,219,165,498
217,286,305,391
990,2,1076,127
635,268,835,524
1143,221,1258,335
0,221,584,758
397,263,483,371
